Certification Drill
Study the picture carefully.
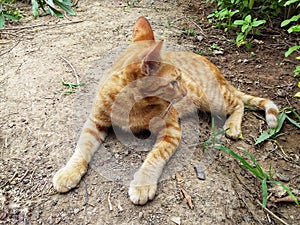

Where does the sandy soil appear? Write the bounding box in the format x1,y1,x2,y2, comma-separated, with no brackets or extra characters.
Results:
1,0,299,224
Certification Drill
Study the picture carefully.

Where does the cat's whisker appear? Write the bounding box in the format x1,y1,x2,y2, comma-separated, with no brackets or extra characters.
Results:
159,100,174,119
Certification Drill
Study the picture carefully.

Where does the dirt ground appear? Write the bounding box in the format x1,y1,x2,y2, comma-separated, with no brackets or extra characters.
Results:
1,0,299,224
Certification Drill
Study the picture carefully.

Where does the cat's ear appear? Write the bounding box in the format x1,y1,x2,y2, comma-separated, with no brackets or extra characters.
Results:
141,40,163,75
133,16,155,42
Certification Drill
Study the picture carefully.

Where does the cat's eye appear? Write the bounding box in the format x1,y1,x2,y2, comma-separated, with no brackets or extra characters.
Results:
170,80,178,87
176,76,181,81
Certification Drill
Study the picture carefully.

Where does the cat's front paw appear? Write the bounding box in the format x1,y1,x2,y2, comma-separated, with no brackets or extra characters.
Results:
224,122,242,139
128,171,157,205
53,163,87,193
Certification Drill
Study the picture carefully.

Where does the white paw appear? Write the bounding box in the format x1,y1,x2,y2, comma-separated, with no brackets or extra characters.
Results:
266,114,278,128
53,164,87,193
128,171,158,205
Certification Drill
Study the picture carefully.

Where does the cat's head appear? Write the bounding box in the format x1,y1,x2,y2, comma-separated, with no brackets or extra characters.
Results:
127,17,187,103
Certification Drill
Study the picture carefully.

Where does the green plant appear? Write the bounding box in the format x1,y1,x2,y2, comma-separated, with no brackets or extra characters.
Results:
31,0,75,18
219,146,299,207
62,81,85,94
233,15,266,47
202,118,226,151
295,81,300,98
0,0,21,28
182,28,196,36
207,0,296,47
203,118,299,207
281,0,300,77
255,108,300,145
207,8,239,32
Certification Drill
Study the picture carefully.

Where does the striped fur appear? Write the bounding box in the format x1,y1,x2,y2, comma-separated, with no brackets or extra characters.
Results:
53,16,279,205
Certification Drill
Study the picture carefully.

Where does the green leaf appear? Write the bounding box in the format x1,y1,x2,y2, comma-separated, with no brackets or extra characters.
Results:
274,112,287,133
249,0,255,9
242,24,249,32
0,14,5,28
48,6,64,18
3,14,20,21
286,115,300,128
291,108,300,120
31,0,39,17
262,179,268,207
54,0,75,16
294,65,300,77
285,45,300,57
255,130,274,145
245,15,252,23
284,0,300,7
45,0,55,8
252,20,266,27
255,112,287,145
281,14,300,27
236,33,244,42
288,24,300,33
234,20,245,25
244,150,267,178
218,146,264,179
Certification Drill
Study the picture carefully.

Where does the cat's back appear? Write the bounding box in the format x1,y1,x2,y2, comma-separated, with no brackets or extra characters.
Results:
162,51,225,86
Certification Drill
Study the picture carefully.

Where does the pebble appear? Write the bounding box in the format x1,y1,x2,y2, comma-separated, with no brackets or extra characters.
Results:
73,208,81,214
170,216,181,225
196,35,203,42
22,179,29,184
52,199,58,206
138,211,143,220
213,50,224,55
276,89,286,97
194,165,206,180
243,216,251,222
240,169,246,176
8,122,16,128
0,212,7,220
276,169,290,182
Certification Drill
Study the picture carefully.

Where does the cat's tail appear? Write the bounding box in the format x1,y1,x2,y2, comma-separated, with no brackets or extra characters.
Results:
234,88,279,128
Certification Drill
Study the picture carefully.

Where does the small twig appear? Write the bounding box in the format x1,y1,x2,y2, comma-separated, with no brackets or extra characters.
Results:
0,40,20,56
189,19,207,37
108,187,113,211
232,172,264,225
176,172,194,209
1,20,84,31
273,195,299,204
117,200,123,212
82,179,89,224
0,31,18,37
256,200,290,225
0,171,17,188
19,170,29,183
83,180,89,206
29,166,38,184
60,56,80,85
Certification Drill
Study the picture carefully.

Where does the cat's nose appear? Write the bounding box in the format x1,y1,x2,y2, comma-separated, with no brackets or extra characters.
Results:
181,86,187,97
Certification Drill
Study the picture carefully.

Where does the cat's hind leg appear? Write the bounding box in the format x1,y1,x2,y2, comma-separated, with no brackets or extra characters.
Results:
53,115,108,192
223,97,244,139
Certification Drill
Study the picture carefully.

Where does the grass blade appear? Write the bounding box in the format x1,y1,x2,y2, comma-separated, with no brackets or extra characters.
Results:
262,179,268,207
244,150,267,179
218,146,264,179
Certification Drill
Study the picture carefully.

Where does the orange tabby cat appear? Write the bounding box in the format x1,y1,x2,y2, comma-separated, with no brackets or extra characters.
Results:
53,16,278,205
